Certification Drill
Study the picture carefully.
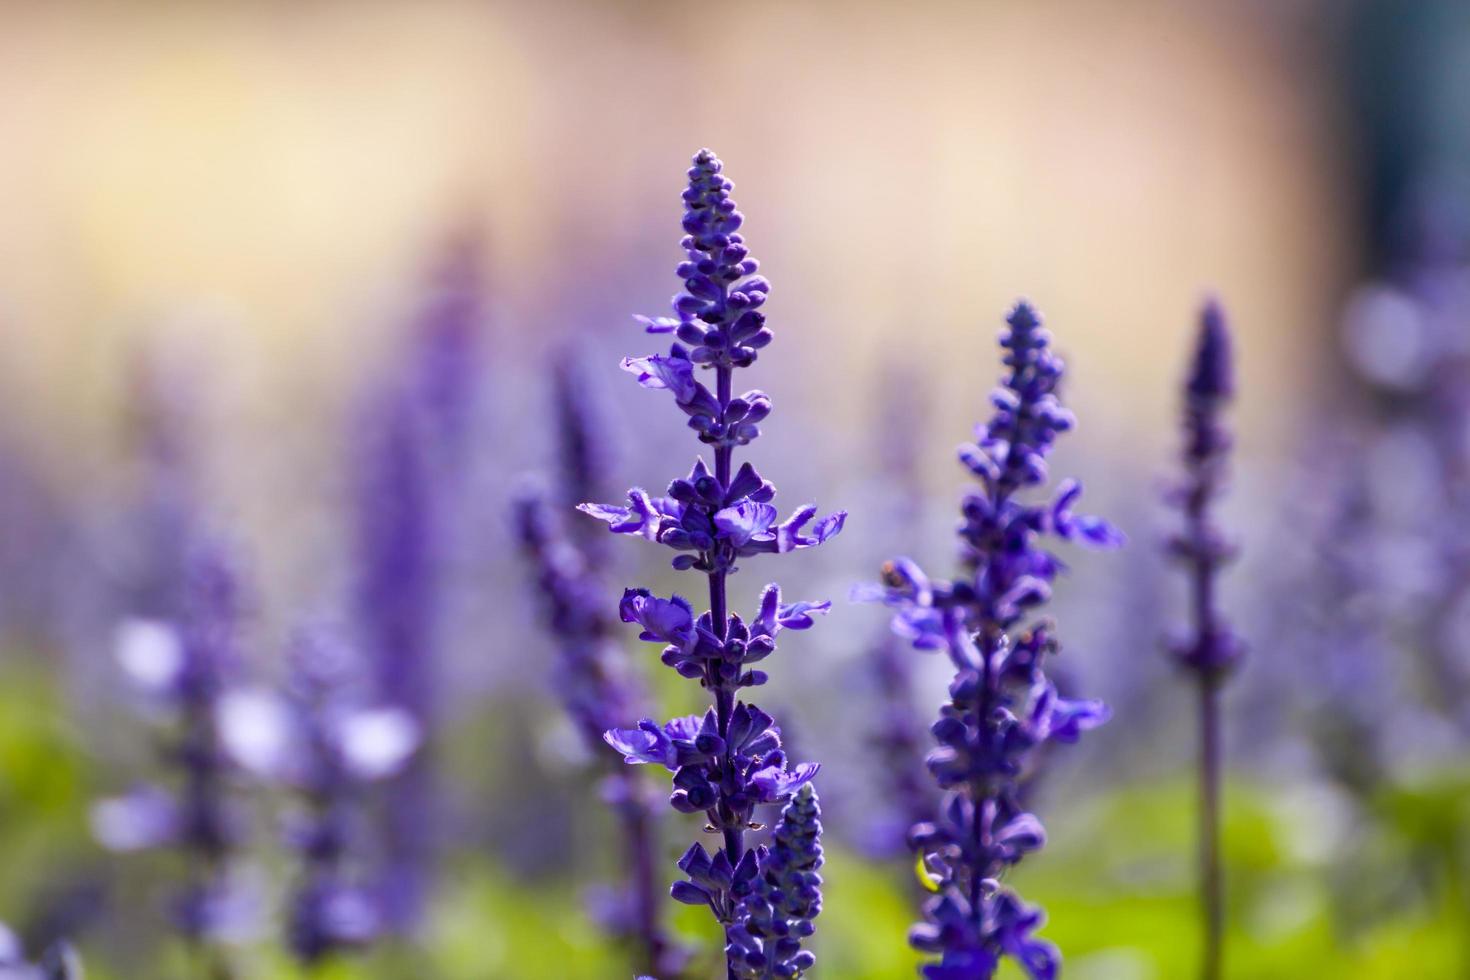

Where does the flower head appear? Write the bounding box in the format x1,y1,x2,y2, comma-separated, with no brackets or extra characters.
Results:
872,302,1116,978
587,149,834,973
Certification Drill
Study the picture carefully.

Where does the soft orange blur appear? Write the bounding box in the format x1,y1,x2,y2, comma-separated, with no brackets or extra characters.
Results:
0,1,1353,474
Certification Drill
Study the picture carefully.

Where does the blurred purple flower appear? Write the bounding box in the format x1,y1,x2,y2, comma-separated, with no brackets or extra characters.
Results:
1165,299,1241,980
93,538,255,968
349,231,489,933
222,626,417,965
514,359,684,977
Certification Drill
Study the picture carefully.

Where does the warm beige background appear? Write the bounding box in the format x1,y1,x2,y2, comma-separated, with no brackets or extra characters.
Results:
0,1,1354,479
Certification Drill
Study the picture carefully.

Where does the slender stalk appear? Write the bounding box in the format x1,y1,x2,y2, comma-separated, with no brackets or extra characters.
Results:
1184,403,1223,980
1169,299,1238,980
1197,678,1222,980
710,359,743,980
620,791,668,977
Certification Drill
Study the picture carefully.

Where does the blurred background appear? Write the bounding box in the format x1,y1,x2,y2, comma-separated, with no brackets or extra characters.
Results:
0,1,1467,977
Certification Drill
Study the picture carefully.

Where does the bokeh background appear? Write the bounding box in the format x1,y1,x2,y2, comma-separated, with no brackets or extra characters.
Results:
0,1,1467,977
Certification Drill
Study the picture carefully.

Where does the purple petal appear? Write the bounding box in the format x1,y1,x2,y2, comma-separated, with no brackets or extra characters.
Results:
620,352,697,402
752,583,783,637
812,510,847,543
619,589,695,646
578,490,666,541
603,719,676,768
633,314,682,334
774,505,816,552
750,762,819,802
714,501,777,547
1045,696,1111,743
776,599,831,630
662,715,703,742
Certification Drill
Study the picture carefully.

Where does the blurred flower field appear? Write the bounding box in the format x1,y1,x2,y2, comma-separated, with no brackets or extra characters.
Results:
1,657,1467,978
2,2,1470,978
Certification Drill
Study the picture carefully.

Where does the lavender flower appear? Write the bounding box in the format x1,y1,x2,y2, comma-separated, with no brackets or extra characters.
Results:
409,230,487,461
218,626,418,965
93,539,252,976
515,471,681,975
516,490,645,748
1166,299,1241,980
584,149,843,977
869,302,1119,979
352,385,439,934
861,368,938,859
553,355,613,562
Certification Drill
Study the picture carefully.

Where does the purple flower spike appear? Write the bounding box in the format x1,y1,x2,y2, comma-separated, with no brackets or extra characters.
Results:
585,150,832,976
253,625,421,966
93,538,254,973
516,358,685,977
1166,299,1242,980
871,301,1116,979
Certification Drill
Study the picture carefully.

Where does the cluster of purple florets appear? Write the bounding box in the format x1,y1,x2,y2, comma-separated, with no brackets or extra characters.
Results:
871,303,1120,979
585,149,839,978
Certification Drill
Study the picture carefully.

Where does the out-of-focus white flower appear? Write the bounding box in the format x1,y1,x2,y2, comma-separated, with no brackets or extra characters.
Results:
114,619,184,694
90,786,178,852
217,689,294,779
338,708,418,781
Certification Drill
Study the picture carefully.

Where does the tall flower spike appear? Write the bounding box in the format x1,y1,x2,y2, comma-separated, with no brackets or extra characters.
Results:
1166,299,1242,980
585,149,842,978
870,301,1120,980
268,627,418,966
352,383,440,935
93,538,252,978
863,367,939,858
515,362,683,977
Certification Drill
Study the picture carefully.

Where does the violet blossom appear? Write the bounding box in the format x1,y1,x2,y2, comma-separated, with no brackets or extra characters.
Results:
1165,299,1242,980
352,383,439,935
92,538,253,975
861,368,939,859
217,625,418,966
867,301,1120,979
584,149,842,977
514,360,681,976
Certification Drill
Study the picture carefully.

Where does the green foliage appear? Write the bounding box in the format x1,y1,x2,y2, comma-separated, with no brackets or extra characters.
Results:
0,665,1466,977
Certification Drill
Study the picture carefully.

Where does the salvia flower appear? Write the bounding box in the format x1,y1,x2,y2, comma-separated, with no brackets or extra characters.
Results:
352,383,440,934
861,369,939,858
868,301,1120,980
515,364,682,977
92,539,255,970
584,149,842,977
1166,299,1241,980
218,626,418,965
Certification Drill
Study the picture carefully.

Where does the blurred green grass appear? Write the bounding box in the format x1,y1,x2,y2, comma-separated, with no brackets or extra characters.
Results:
2,664,1465,979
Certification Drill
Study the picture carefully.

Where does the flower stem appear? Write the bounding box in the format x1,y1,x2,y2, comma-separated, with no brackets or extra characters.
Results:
710,361,743,980
1198,676,1222,980
620,779,671,977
